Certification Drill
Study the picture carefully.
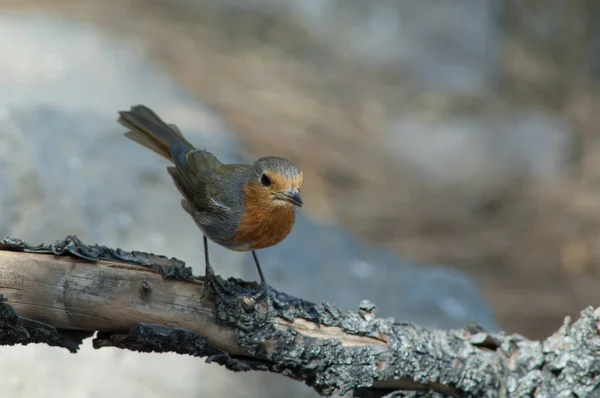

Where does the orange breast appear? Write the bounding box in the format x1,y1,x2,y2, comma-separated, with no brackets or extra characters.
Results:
233,182,297,250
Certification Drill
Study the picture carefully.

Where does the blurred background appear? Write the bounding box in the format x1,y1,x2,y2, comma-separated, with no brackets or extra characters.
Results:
0,0,599,397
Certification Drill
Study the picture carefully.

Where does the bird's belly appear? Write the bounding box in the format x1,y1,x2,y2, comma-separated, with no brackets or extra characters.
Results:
190,211,251,251
211,236,252,252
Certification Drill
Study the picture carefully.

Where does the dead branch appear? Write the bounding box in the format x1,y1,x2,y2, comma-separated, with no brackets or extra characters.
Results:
0,236,599,397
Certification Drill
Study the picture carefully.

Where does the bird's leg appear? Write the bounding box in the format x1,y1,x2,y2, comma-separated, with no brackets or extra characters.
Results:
201,235,227,300
251,250,271,299
250,251,284,309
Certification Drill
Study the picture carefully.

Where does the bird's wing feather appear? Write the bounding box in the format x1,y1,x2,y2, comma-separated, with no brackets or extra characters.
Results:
169,156,248,215
185,149,222,175
167,166,208,210
204,164,249,209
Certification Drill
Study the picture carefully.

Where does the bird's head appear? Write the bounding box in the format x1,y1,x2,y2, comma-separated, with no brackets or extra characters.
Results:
247,156,304,208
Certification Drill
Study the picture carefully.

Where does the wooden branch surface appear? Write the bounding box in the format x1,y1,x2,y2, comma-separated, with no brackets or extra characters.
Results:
1,236,600,398
0,250,382,355
0,250,239,351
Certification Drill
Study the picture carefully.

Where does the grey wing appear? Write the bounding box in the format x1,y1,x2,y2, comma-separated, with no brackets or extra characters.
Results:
166,148,223,211
173,166,246,246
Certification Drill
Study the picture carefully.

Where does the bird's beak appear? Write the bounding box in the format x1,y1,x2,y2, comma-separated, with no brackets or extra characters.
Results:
284,189,303,207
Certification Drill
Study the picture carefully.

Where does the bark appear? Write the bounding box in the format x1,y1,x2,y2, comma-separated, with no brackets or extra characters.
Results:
0,236,599,397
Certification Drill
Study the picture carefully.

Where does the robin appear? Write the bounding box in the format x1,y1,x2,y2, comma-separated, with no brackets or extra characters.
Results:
117,105,304,299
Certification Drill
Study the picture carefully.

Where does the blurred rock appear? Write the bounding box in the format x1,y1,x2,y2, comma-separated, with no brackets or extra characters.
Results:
383,111,575,204
165,0,501,94
196,0,501,93
292,0,502,93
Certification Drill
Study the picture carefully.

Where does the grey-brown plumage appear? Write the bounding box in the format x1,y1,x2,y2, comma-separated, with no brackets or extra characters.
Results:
117,105,304,299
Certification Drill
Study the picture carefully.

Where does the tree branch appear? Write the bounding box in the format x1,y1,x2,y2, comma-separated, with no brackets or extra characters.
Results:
0,236,599,397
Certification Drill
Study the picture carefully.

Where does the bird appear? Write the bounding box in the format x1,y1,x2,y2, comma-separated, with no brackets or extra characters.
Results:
117,105,304,300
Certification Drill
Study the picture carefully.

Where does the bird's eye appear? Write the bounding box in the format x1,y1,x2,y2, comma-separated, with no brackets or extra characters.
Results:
260,173,272,186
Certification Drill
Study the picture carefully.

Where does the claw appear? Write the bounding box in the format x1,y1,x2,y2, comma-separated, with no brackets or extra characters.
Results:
201,264,228,302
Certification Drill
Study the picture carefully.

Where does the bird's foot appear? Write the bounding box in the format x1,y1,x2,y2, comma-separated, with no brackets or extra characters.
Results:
201,265,228,302
253,281,270,300
245,281,284,310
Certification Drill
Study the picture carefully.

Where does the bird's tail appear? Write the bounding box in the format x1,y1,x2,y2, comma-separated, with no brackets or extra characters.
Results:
117,105,195,162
